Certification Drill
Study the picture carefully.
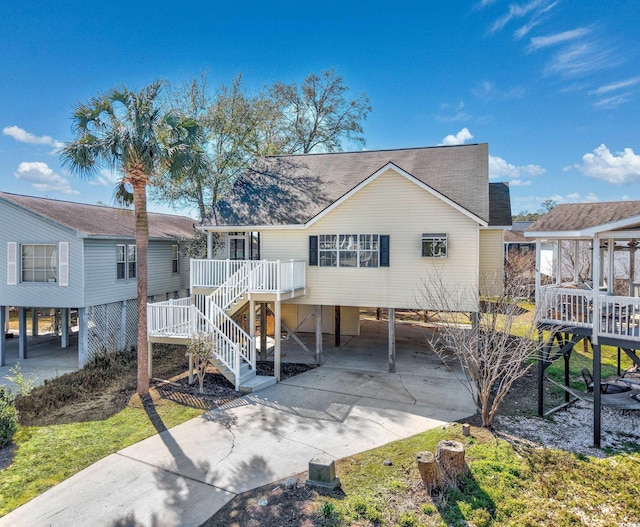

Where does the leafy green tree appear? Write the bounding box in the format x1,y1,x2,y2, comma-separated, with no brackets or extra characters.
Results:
61,81,202,394
153,70,371,222
512,200,557,222
154,74,271,222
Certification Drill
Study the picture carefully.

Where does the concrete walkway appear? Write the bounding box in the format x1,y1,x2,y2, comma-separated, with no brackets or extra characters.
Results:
0,320,475,527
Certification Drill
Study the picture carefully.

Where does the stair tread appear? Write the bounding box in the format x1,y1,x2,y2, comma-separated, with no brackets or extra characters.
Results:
239,375,277,393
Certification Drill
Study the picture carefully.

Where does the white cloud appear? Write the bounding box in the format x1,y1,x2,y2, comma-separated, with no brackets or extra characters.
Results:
589,76,640,96
593,93,632,109
3,125,64,150
13,161,79,194
545,40,617,78
575,144,640,185
436,101,469,123
472,80,525,100
489,155,546,180
562,192,598,203
489,0,556,34
89,168,121,187
514,19,540,39
439,127,473,146
509,179,532,186
528,27,590,51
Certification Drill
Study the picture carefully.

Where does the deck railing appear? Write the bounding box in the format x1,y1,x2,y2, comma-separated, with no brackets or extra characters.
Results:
190,259,306,294
147,301,251,390
537,285,640,341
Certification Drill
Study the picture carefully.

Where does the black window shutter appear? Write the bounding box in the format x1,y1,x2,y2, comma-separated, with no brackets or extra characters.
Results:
380,235,390,267
309,236,318,266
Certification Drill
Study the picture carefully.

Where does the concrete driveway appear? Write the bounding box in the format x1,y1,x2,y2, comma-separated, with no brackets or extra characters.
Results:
0,334,78,392
0,319,475,527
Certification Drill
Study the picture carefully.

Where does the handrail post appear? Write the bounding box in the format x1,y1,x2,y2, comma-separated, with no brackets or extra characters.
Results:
277,260,281,294
251,336,256,370
234,342,241,391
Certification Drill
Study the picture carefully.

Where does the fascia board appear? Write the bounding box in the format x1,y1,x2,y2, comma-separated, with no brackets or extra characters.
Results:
582,215,640,236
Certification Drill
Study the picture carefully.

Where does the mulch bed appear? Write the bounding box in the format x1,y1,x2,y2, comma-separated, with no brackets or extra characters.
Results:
152,361,317,410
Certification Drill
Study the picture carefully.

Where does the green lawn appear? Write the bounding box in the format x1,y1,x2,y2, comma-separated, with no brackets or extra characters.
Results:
0,394,202,516
321,425,640,526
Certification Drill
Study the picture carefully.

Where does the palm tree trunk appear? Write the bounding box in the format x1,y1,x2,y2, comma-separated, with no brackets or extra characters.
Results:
133,180,150,395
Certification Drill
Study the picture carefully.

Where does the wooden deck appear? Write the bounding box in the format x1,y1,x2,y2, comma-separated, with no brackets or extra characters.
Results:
537,285,640,346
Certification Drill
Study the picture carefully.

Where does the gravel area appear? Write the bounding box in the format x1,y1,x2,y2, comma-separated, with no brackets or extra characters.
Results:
496,401,640,457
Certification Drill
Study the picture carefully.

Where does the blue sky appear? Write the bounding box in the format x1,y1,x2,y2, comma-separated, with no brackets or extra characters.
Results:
1,0,639,216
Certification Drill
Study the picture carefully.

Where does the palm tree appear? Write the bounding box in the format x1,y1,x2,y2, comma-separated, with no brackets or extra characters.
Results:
61,81,202,394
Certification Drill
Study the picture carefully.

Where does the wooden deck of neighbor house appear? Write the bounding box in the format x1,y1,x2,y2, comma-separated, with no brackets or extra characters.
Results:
537,285,640,356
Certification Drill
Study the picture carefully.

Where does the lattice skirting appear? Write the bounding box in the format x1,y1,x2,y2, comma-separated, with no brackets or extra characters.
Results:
86,289,188,359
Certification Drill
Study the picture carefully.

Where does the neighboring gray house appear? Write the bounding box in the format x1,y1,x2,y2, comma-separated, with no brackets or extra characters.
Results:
0,192,195,367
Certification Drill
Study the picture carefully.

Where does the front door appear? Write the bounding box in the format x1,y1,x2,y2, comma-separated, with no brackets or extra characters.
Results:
229,234,246,260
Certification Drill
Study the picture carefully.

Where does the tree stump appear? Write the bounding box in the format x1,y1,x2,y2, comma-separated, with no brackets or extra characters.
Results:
435,440,468,481
416,451,441,492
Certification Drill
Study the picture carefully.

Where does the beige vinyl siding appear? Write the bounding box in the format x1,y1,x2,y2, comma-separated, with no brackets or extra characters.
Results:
261,168,481,311
294,304,335,333
280,304,297,330
288,304,360,335
340,306,360,336
479,229,505,295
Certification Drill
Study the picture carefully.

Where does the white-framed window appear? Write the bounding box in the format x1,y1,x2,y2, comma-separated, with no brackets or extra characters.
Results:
358,234,379,268
319,234,338,267
21,244,57,283
319,234,380,267
128,245,137,279
116,244,126,279
117,244,137,280
172,245,179,273
422,233,448,258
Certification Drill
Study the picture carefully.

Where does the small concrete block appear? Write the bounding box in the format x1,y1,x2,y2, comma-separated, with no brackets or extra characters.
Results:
305,457,341,490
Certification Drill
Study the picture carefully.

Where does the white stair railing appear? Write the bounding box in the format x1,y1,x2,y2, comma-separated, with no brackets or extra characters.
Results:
151,259,307,388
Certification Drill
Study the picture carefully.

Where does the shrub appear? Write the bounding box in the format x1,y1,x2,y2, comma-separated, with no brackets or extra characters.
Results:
0,386,18,448
187,334,215,394
4,362,38,396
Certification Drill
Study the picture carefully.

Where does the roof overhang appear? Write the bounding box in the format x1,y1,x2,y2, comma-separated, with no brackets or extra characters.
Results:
525,213,640,239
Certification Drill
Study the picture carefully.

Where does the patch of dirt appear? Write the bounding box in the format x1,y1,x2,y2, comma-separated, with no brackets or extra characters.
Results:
15,344,190,426
0,442,16,470
200,475,340,527
14,344,316,426
153,361,316,411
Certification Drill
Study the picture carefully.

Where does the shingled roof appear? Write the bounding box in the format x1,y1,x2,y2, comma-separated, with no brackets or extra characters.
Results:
527,201,640,235
0,192,195,240
214,143,492,227
488,182,512,227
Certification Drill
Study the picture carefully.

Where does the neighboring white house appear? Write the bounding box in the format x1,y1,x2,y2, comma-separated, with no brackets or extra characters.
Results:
524,201,640,447
0,192,195,368
147,144,513,391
